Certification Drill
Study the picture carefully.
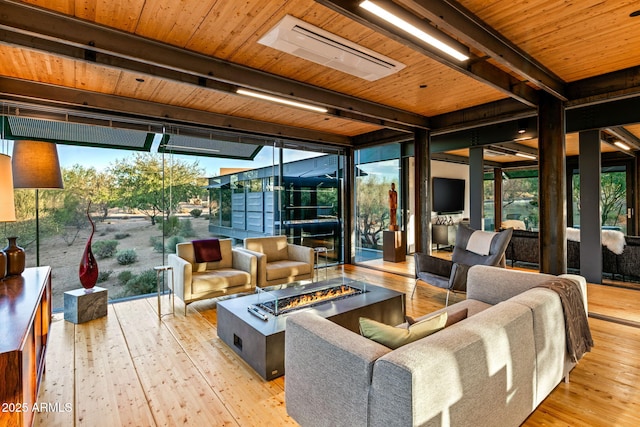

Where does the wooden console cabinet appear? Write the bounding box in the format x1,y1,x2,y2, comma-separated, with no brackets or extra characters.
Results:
433,224,456,250
1,267,52,427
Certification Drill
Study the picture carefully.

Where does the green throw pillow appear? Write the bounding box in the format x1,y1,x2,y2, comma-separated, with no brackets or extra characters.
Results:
359,312,447,349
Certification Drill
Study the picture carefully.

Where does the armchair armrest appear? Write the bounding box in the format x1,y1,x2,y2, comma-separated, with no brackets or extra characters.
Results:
231,248,258,286
168,253,191,300
238,248,267,287
414,252,453,278
449,262,471,292
287,243,315,268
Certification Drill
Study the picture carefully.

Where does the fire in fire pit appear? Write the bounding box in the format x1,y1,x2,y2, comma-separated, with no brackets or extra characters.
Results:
254,284,364,316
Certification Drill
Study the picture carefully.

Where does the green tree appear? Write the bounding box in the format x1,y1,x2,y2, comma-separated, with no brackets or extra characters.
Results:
573,171,626,228
62,165,116,221
356,175,391,248
110,153,204,225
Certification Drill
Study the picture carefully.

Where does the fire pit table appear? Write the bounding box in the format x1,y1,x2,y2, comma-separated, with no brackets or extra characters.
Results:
216,278,405,380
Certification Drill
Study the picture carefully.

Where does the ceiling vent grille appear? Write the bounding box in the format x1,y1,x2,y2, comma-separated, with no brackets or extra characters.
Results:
259,15,405,81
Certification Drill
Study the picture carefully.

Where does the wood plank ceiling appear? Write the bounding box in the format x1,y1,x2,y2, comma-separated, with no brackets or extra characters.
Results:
1,0,640,163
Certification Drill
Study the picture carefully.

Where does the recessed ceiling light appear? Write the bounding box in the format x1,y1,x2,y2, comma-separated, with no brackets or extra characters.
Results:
514,152,537,160
614,141,631,151
236,88,328,113
359,0,470,61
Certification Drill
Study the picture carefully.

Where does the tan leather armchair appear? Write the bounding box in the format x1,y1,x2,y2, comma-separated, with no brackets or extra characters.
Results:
242,235,314,287
168,239,257,314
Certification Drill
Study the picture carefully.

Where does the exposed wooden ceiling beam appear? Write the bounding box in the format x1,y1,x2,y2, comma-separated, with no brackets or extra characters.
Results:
0,77,352,146
0,0,428,131
316,0,540,107
398,0,566,100
566,65,640,107
430,99,536,134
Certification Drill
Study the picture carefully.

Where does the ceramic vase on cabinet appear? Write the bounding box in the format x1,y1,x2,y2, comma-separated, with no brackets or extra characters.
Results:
3,237,25,276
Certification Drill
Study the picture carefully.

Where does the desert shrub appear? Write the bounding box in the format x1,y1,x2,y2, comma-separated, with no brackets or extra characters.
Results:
158,215,181,236
97,270,112,283
165,235,186,253
179,219,195,238
116,249,138,265
114,232,130,240
149,236,164,253
117,270,134,286
122,269,157,296
189,208,202,218
92,240,119,259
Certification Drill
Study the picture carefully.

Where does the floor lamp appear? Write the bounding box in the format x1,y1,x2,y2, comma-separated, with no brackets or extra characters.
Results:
0,153,17,279
11,140,64,266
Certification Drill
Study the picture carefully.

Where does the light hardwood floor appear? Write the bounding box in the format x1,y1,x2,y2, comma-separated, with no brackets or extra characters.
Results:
35,264,640,426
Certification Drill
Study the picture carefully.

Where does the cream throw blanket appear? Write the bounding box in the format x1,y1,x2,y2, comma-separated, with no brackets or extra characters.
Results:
566,227,626,255
466,230,497,256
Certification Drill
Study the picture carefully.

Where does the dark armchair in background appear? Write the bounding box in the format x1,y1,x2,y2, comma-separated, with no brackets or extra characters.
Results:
412,224,513,305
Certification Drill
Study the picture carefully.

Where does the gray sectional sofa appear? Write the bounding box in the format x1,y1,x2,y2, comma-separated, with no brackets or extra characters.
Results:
285,265,588,427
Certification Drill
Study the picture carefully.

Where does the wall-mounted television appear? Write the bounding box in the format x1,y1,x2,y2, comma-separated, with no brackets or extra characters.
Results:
432,177,465,214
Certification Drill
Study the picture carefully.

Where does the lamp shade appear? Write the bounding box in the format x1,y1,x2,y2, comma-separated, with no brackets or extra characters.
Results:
0,153,17,222
12,140,64,189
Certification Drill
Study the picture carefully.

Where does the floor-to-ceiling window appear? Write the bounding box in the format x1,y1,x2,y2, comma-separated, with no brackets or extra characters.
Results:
571,164,629,234
207,145,345,265
354,143,401,262
2,108,346,311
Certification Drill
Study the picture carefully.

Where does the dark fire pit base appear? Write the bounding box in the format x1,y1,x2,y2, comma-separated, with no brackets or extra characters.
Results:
216,279,405,380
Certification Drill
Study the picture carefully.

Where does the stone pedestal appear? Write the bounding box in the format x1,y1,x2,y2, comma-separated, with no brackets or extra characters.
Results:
64,287,108,324
383,230,405,262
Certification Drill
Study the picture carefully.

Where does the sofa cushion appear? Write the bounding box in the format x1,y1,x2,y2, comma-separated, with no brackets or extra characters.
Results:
266,260,312,281
359,312,447,349
191,268,251,294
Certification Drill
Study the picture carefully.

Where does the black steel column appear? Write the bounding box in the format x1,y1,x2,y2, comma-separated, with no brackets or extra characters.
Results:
538,92,567,275
415,129,431,254
344,147,355,264
469,146,484,230
494,167,503,231
579,130,602,283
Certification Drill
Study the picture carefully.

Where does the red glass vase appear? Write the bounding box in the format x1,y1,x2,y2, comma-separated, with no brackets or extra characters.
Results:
79,205,99,289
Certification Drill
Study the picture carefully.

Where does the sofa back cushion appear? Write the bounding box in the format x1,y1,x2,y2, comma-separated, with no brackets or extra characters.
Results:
369,301,536,427
244,235,289,262
177,239,233,271
466,265,556,305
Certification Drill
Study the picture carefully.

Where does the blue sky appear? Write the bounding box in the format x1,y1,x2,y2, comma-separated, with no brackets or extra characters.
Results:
55,142,321,178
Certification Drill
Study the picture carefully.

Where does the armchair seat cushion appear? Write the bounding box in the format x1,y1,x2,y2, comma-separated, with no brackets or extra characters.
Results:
266,260,312,281
191,268,252,294
416,271,451,289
